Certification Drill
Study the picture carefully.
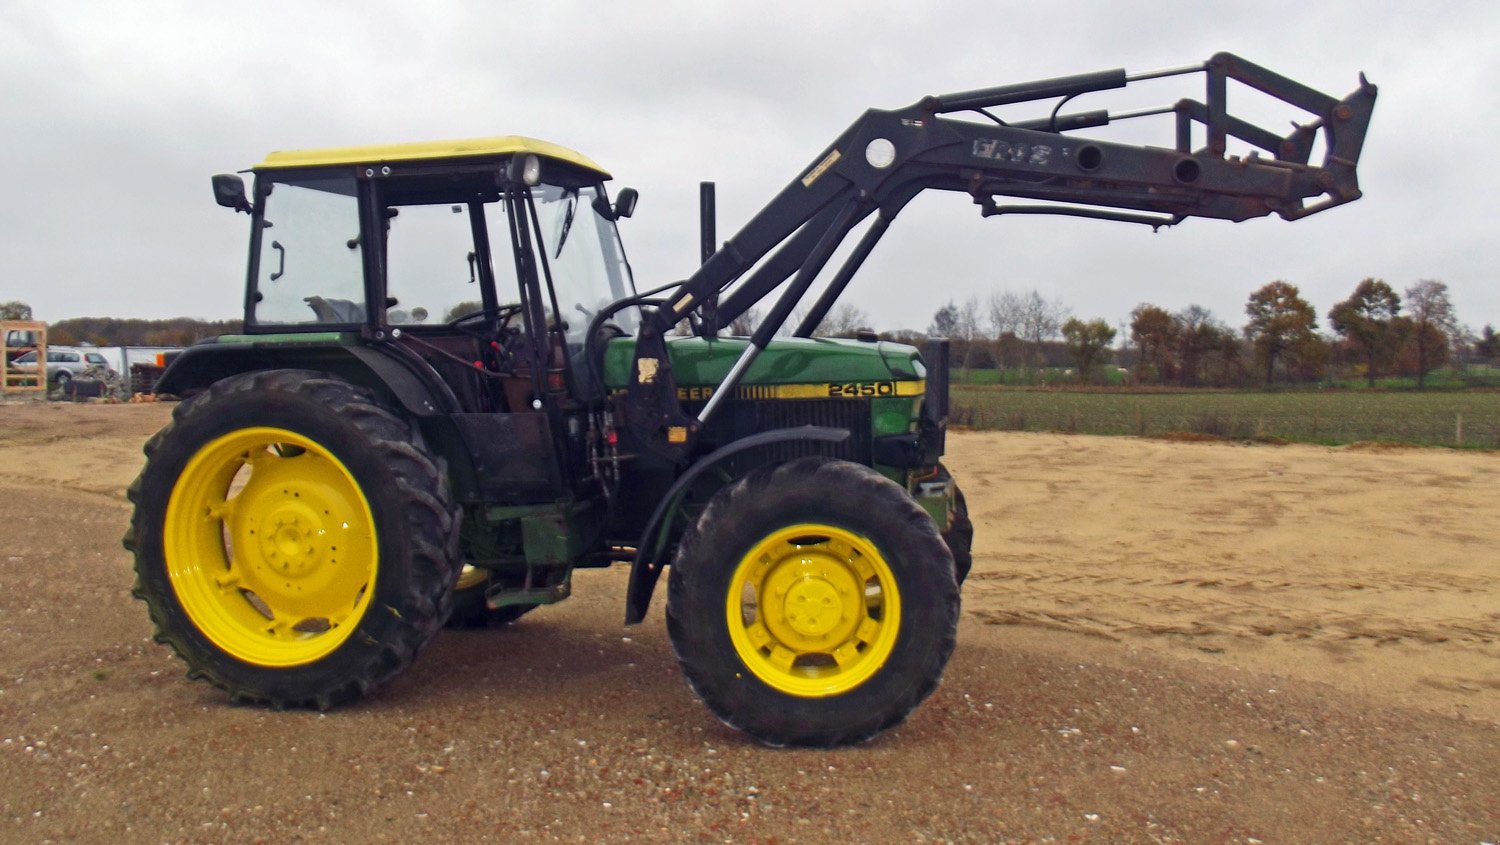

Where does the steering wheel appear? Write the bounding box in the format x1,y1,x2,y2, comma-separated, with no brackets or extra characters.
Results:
446,303,528,374
447,303,525,339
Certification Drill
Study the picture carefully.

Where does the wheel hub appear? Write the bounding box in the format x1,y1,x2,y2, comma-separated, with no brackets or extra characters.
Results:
783,577,843,637
760,550,863,651
257,504,324,576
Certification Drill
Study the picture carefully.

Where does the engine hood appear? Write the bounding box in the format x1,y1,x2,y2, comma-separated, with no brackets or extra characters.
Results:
600,336,923,392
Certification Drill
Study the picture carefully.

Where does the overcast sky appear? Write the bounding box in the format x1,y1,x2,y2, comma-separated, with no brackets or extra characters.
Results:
2,1,1496,338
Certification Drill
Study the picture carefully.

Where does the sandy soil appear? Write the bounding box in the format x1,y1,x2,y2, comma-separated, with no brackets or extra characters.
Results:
946,431,1500,725
0,399,1496,843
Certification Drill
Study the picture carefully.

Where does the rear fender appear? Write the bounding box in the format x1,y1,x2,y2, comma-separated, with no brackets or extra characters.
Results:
156,339,458,417
152,340,488,499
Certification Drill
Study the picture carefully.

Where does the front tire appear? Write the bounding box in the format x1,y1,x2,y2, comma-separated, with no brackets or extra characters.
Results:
667,458,959,747
945,480,973,584
124,370,460,708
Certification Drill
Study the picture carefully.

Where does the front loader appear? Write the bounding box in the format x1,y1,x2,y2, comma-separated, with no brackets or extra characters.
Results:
126,53,1375,746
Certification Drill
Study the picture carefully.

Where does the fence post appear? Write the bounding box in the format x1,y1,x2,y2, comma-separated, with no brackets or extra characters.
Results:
118,345,131,398
1455,412,1463,446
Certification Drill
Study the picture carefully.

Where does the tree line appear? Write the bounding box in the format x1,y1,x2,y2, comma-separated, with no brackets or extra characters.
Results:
7,280,1496,390
0,306,243,348
909,279,1495,388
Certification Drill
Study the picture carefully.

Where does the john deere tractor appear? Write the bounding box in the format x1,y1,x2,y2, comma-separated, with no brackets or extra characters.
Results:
126,54,1374,746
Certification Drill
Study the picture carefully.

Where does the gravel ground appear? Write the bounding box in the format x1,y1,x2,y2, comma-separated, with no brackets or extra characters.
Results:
0,402,1496,843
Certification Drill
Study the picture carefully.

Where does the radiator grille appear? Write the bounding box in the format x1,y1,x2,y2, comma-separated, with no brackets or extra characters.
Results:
694,398,871,474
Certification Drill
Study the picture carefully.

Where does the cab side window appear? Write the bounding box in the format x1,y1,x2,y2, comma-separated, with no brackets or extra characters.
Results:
383,203,482,326
251,176,366,326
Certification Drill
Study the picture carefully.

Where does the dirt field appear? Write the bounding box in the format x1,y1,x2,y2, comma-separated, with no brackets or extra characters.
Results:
1,400,1496,843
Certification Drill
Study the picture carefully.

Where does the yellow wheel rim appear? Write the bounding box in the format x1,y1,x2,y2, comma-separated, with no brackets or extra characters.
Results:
726,523,901,698
163,427,378,667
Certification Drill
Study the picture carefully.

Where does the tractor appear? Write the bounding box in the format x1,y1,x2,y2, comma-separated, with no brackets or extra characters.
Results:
126,54,1374,746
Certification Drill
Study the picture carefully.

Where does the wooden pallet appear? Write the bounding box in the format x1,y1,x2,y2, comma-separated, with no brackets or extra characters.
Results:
1,320,47,394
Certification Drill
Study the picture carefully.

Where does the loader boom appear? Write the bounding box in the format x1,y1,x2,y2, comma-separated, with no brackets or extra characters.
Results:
620,52,1375,449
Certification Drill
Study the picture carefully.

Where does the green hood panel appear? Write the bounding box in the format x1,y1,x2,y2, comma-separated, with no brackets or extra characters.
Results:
601,336,922,389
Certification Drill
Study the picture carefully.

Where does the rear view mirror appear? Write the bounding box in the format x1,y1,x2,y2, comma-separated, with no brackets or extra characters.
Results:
613,187,638,219
592,187,639,221
212,174,253,214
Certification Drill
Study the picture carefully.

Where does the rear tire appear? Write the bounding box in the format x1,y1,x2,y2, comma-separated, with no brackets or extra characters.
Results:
124,369,461,708
667,458,959,747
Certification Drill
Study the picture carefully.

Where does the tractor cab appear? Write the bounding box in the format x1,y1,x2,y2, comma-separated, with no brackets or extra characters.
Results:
217,137,639,414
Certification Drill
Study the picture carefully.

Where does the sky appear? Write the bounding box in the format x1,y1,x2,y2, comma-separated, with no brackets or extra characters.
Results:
2,0,1496,339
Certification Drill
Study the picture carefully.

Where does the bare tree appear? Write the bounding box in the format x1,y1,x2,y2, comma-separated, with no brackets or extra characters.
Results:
986,291,1024,369
728,306,763,336
1018,290,1068,370
1174,305,1211,386
1172,305,1239,387
955,296,987,373
1404,279,1458,388
726,305,808,338
813,303,871,338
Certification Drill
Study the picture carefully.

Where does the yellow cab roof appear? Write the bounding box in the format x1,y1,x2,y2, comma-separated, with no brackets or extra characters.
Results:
254,135,609,179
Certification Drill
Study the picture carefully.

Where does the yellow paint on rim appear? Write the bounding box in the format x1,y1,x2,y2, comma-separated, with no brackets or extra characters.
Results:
163,427,378,667
455,564,488,592
726,523,901,698
255,135,610,178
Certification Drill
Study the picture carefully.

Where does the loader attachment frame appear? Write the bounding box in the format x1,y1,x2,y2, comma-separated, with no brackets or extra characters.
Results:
616,52,1376,456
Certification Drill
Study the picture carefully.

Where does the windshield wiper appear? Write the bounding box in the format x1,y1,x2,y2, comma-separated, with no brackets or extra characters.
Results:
553,191,578,258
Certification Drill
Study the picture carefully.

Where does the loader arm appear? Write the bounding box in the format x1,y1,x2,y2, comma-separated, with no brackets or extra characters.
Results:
622,52,1376,457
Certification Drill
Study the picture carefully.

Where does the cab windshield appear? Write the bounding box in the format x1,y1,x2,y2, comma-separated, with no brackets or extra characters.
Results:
382,183,638,343
512,184,637,343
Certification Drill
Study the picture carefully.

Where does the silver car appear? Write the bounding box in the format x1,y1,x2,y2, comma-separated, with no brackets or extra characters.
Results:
8,346,114,388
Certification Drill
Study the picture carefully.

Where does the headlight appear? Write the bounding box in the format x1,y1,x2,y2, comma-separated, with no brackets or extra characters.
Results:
507,153,541,186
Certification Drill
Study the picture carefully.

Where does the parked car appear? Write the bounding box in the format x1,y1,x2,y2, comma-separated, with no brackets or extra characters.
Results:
8,346,114,388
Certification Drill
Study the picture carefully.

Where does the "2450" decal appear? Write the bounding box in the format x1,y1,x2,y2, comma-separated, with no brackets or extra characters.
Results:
827,381,900,397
